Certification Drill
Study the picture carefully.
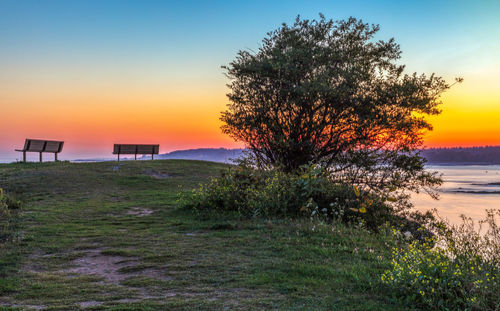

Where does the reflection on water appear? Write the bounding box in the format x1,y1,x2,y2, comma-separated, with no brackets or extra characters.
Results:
412,165,500,225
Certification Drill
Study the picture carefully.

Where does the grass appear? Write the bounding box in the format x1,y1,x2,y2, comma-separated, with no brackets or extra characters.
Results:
0,160,408,310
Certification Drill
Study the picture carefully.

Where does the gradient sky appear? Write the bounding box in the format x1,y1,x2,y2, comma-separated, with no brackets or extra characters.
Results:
1,0,499,161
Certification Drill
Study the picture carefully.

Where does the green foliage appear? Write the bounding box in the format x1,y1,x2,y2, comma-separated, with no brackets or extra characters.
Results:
221,14,451,200
0,188,22,294
0,188,21,241
220,14,457,215
0,188,21,210
382,210,500,310
182,162,406,231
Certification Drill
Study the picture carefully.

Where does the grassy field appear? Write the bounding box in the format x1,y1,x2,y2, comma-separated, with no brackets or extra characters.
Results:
0,160,407,310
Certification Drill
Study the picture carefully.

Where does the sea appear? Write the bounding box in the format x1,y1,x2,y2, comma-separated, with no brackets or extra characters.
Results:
412,165,500,225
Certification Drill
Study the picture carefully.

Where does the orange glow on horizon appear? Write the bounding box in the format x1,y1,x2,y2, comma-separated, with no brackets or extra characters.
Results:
1,63,499,159
422,73,500,148
0,82,245,159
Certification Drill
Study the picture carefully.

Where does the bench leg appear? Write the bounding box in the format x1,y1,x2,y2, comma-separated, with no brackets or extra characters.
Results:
117,154,120,162
55,153,58,161
151,154,154,160
39,152,42,163
135,153,137,160
23,151,26,163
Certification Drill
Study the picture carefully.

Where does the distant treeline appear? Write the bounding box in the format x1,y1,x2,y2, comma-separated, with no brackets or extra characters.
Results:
421,146,500,165
157,148,245,163
155,146,500,165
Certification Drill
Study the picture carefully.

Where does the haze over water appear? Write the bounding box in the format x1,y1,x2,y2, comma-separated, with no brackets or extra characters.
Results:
412,165,500,225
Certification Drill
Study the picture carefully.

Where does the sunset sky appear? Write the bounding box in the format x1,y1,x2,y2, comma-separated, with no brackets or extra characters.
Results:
1,0,499,161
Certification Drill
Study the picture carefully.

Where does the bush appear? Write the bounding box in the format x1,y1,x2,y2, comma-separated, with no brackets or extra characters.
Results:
381,210,500,310
0,188,21,242
181,162,412,231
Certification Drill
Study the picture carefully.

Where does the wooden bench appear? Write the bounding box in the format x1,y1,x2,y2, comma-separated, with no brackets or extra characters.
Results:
113,144,159,161
15,139,64,162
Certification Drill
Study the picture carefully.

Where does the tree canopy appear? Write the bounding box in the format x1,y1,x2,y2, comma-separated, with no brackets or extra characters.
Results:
221,15,456,199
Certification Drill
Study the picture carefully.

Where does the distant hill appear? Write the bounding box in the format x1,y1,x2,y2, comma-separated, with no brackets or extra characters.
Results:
153,146,500,165
421,146,500,165
155,148,245,163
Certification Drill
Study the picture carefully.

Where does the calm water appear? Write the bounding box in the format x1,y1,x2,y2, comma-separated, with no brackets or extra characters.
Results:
412,165,500,225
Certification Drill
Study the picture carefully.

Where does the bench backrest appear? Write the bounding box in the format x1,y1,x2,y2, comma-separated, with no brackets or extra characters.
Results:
23,139,64,153
45,141,63,152
113,144,159,155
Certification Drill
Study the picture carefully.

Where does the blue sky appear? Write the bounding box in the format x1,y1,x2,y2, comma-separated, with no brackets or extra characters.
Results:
2,0,498,73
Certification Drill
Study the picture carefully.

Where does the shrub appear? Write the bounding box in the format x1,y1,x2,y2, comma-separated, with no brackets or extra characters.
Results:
0,188,21,242
381,210,500,310
181,162,412,231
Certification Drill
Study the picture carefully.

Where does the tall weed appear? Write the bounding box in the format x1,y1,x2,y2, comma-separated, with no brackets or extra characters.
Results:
0,188,21,242
382,210,500,310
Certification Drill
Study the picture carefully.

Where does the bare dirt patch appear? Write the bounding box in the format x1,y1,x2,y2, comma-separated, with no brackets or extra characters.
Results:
143,169,170,179
63,249,170,284
65,250,170,285
64,249,135,283
80,301,103,308
126,207,154,217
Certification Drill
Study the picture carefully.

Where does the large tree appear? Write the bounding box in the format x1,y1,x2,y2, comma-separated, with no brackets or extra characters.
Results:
221,15,457,199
